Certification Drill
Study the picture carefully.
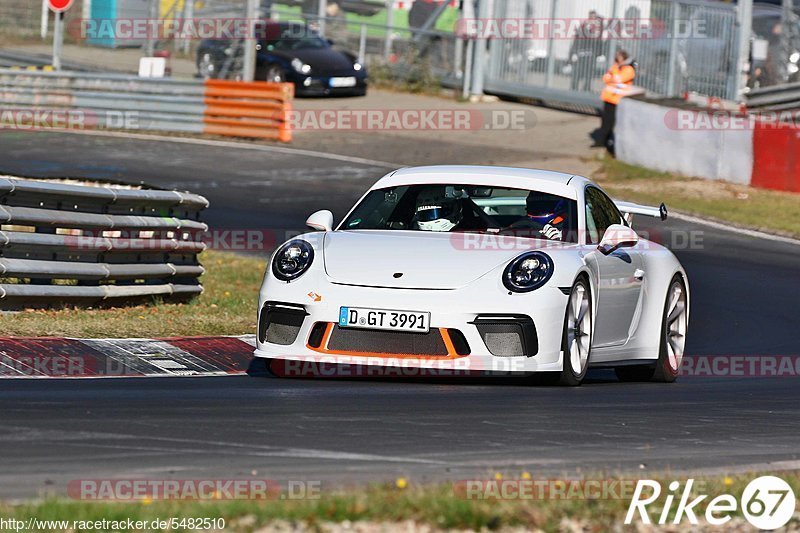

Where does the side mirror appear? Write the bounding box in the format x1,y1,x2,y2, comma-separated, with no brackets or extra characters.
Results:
306,210,334,232
597,224,639,255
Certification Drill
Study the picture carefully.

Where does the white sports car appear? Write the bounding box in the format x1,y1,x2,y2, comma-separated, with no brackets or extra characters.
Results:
254,166,689,385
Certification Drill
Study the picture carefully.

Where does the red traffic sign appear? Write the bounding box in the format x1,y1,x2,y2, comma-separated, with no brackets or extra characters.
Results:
48,0,74,13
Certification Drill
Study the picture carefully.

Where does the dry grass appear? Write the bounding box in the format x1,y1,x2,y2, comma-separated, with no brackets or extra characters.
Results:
596,157,800,239
2,472,799,532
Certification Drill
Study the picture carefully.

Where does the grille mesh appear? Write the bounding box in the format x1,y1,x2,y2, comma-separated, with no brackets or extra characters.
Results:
259,305,306,345
327,325,449,356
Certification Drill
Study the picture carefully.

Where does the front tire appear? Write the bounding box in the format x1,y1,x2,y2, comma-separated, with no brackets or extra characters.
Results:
264,65,287,83
557,277,593,386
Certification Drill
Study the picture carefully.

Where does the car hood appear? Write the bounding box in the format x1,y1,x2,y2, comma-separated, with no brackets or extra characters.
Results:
275,48,355,75
322,230,570,290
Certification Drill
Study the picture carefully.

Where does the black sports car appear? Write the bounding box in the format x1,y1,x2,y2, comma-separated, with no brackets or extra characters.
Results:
196,21,367,97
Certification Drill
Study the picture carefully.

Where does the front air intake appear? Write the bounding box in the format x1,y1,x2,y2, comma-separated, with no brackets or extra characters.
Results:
258,302,308,345
471,315,538,357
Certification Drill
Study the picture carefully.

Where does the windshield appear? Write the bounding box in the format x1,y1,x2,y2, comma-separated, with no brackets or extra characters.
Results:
341,184,579,243
263,26,330,51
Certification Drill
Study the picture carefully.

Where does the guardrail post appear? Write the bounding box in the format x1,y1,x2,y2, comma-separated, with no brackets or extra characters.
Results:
383,0,395,61
544,0,558,88
358,24,367,63
242,0,259,82
145,0,158,57
317,0,328,37
470,0,490,97
734,0,753,99
666,1,680,96
52,12,64,71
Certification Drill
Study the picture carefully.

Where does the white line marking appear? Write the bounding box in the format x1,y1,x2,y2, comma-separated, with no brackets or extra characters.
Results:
21,128,401,169
672,212,800,246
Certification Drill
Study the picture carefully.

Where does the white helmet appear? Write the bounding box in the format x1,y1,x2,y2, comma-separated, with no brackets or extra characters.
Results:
414,188,462,232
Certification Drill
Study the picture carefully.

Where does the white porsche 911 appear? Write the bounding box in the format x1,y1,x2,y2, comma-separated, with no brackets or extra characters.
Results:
254,166,689,385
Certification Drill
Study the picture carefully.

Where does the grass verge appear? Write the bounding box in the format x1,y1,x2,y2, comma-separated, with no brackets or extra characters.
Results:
595,156,800,239
2,472,798,532
0,250,264,338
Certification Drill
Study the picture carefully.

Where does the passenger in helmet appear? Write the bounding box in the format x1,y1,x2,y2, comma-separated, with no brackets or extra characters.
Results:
413,187,463,232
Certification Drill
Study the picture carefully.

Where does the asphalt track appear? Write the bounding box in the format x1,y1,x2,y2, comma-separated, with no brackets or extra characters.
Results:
1,129,799,499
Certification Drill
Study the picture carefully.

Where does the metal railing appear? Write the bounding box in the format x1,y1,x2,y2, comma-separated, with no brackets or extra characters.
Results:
0,69,293,141
0,176,209,310
746,81,800,111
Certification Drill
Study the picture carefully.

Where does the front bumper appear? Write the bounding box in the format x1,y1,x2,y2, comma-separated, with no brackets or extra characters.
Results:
292,75,368,97
255,273,568,374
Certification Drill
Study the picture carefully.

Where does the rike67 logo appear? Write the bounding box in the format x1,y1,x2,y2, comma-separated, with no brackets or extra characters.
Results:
625,476,796,529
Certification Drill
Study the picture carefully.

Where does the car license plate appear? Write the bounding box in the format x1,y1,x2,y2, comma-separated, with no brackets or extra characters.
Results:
329,76,357,88
339,307,430,333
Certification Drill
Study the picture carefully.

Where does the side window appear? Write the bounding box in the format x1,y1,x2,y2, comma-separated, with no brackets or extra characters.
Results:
585,187,623,244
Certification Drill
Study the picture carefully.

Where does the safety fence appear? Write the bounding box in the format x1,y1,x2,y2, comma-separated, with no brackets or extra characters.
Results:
483,0,740,111
0,176,209,310
0,69,293,141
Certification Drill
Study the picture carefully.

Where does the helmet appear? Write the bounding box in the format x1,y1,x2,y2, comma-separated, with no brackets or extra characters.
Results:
525,193,568,226
414,187,462,232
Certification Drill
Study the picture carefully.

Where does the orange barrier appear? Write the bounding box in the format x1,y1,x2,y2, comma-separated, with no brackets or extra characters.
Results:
202,80,294,143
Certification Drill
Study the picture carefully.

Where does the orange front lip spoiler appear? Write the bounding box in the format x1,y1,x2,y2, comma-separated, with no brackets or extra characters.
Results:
306,323,467,360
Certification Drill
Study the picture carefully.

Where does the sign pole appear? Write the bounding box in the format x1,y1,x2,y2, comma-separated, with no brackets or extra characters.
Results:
52,11,64,70
41,0,49,39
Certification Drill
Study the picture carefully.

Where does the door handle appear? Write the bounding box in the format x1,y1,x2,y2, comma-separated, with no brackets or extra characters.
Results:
634,269,645,281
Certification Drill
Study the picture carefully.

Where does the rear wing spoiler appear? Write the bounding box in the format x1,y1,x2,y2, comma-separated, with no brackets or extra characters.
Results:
614,200,668,223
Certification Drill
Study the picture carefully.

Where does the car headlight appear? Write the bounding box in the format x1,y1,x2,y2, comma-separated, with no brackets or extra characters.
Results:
353,62,363,71
272,240,314,281
291,58,312,74
502,252,554,293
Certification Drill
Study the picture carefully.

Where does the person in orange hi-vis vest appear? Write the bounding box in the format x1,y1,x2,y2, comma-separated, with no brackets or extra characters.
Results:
594,49,637,155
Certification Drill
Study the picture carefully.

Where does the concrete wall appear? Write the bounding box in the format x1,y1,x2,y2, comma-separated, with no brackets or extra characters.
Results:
616,98,753,186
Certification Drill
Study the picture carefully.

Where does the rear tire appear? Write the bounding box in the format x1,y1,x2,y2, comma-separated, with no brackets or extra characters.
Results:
557,277,593,386
614,274,687,383
652,275,688,382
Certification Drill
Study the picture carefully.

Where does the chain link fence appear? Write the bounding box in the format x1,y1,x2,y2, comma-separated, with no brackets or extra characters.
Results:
2,0,798,107
483,0,740,109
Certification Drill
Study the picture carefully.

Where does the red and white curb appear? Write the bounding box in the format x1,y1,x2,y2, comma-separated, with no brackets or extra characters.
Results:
0,335,256,378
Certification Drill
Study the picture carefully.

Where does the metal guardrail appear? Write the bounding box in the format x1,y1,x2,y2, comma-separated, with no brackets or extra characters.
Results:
746,82,800,111
0,176,209,310
0,69,293,141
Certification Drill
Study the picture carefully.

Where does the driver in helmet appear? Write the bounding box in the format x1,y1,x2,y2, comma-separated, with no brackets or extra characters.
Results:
413,187,463,232
510,192,569,241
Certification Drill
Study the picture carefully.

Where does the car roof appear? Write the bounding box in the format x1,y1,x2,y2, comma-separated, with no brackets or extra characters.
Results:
371,165,592,200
